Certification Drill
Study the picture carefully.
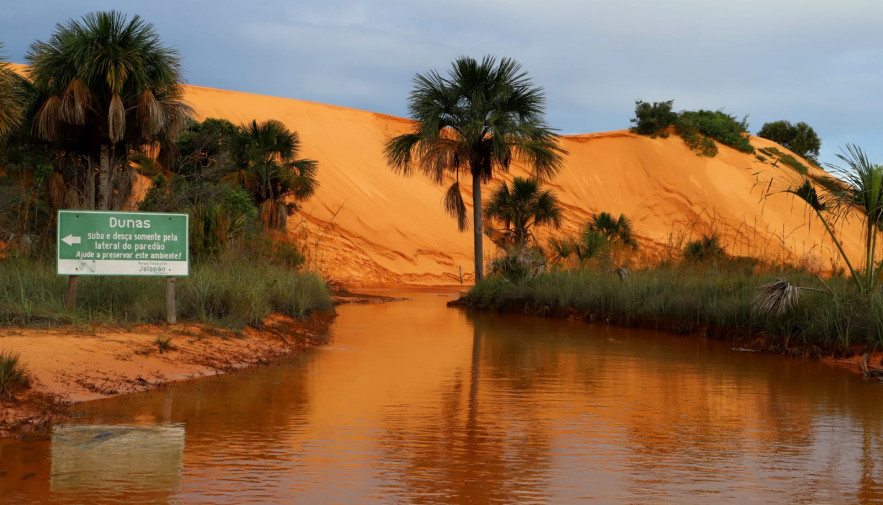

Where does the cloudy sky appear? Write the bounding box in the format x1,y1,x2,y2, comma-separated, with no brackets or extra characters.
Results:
3,1,882,163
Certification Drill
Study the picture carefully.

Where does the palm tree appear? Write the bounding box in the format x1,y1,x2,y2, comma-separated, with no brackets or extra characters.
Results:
0,41,23,140
589,212,637,248
26,11,191,210
385,56,565,281
787,144,883,292
485,176,561,248
225,119,318,231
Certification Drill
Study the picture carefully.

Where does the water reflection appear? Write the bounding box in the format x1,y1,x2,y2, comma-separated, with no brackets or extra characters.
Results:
2,291,883,503
51,425,184,495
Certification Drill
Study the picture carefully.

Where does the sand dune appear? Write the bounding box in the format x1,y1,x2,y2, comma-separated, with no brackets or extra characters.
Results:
185,84,863,286
8,63,864,286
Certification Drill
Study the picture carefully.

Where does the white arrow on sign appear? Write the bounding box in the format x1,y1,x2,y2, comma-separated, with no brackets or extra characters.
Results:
62,234,81,246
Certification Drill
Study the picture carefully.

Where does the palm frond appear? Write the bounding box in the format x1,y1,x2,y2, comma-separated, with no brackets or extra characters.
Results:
443,181,469,231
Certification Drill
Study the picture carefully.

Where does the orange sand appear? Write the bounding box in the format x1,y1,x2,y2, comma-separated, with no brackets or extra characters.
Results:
7,63,865,285
185,85,865,286
0,314,332,436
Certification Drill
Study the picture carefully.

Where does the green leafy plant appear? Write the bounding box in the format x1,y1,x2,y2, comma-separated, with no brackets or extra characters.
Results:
758,120,821,163
630,100,677,137
485,177,562,248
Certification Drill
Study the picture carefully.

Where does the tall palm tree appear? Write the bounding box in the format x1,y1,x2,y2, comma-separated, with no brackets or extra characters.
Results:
26,11,191,209
225,119,318,231
485,176,561,248
0,41,23,140
788,144,883,292
385,56,565,281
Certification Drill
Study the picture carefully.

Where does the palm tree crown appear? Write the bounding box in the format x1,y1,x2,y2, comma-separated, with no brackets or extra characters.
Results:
385,55,565,280
486,176,561,248
0,41,23,140
27,11,190,145
26,11,192,209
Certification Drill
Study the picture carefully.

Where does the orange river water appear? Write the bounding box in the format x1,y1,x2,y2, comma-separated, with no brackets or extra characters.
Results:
1,290,882,504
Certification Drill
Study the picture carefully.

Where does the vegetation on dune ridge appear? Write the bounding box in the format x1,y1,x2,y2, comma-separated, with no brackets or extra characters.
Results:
631,99,754,156
758,120,821,164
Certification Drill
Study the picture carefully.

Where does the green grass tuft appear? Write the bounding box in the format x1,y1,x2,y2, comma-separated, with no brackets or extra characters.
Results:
154,336,175,353
0,253,333,329
0,352,30,400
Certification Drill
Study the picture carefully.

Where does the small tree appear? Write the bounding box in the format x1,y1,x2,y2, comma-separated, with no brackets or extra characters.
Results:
485,176,561,248
758,120,821,163
630,100,677,137
785,145,883,293
588,212,637,248
27,11,192,210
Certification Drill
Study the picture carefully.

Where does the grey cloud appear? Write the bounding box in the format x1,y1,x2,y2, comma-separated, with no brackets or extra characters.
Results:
2,0,882,163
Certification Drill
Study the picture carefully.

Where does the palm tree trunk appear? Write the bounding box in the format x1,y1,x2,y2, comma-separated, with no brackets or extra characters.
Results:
472,172,484,282
98,144,112,210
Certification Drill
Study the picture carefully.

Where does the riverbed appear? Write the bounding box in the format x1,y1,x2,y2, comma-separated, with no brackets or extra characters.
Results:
2,290,881,503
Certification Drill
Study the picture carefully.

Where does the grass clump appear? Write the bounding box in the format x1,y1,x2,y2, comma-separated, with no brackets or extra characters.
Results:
757,146,810,175
154,336,175,353
0,352,30,400
0,245,333,329
462,266,883,355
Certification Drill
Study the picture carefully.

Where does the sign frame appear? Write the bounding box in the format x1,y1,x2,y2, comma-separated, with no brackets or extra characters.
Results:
56,209,190,277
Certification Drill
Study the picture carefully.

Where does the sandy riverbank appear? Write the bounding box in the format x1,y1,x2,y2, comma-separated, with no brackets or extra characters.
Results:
0,311,336,438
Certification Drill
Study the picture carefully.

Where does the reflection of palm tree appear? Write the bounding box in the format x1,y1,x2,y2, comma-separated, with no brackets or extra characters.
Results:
377,311,554,503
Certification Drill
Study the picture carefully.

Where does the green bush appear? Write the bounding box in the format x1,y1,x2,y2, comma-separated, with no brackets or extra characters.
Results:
675,110,754,155
630,100,677,137
490,246,547,282
758,120,821,163
631,100,755,157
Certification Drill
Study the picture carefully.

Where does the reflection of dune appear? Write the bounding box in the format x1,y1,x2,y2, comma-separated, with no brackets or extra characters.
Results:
50,424,184,492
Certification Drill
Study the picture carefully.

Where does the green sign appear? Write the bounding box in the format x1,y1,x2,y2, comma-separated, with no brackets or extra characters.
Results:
57,210,189,276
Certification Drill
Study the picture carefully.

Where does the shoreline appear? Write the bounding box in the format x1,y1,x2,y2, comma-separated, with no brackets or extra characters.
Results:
0,310,336,439
450,299,883,380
